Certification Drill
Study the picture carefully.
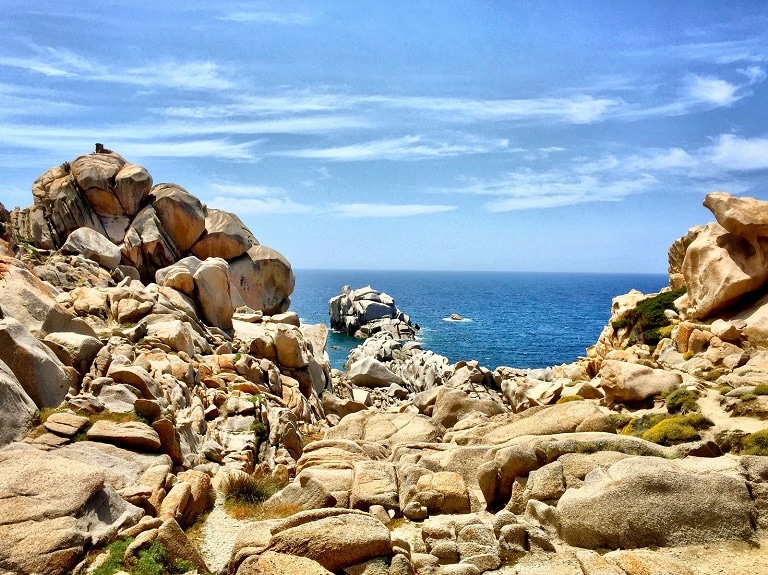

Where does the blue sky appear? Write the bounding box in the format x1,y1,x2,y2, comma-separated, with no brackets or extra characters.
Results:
1,1,767,273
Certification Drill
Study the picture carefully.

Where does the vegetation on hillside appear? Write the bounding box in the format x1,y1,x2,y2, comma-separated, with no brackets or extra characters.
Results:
611,287,687,347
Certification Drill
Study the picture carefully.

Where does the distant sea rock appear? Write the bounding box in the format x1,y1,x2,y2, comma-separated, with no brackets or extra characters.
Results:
328,285,418,340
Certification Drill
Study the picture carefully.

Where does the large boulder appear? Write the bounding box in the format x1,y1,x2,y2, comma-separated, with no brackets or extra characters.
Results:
0,316,76,407
557,456,756,549
431,387,505,429
679,221,768,320
148,183,206,253
114,163,152,217
229,245,295,314
704,191,768,242
71,152,127,217
190,208,255,260
192,257,235,330
0,359,38,447
0,448,142,575
326,411,445,446
266,509,392,572
61,227,122,270
448,401,614,446
347,356,408,388
597,359,682,404
121,205,180,283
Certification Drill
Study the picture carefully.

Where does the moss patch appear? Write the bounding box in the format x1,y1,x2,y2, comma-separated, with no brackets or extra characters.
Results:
740,429,768,456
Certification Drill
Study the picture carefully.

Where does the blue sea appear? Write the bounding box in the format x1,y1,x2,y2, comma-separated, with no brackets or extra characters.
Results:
290,270,669,371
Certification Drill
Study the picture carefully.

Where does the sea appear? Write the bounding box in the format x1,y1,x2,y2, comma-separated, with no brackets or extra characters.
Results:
290,270,669,371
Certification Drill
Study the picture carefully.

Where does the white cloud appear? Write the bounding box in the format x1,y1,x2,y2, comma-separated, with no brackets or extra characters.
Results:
706,134,768,171
334,203,457,217
458,170,656,212
208,196,313,215
218,11,311,25
738,65,768,85
276,135,508,161
686,74,740,106
0,46,233,91
117,140,257,160
208,184,286,197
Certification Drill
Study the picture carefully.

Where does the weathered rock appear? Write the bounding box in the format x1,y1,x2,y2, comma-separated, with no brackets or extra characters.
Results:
598,359,682,404
0,448,142,575
0,256,97,338
155,518,209,573
329,285,416,339
448,401,613,446
431,387,504,429
43,412,89,438
193,257,235,330
229,245,295,315
236,550,333,575
86,420,162,452
191,208,255,260
0,316,76,407
149,183,206,253
0,359,38,446
350,460,399,511
348,356,408,388
71,152,127,216
557,456,756,548
267,509,392,572
326,411,445,446
43,331,103,376
61,227,121,270
121,205,180,283
114,163,152,217
679,220,768,319
415,471,471,514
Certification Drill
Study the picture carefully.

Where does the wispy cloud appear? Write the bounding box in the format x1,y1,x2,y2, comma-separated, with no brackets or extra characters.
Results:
706,134,768,171
334,203,457,217
217,11,312,25
660,39,767,64
451,133,768,213
276,135,509,161
458,170,656,212
0,46,233,90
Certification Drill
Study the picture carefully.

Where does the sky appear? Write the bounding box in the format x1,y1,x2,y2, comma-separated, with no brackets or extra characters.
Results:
1,1,767,273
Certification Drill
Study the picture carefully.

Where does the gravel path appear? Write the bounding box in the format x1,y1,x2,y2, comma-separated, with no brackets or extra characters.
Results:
198,496,251,574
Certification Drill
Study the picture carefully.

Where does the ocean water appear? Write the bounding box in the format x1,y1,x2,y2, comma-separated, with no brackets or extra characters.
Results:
290,270,669,371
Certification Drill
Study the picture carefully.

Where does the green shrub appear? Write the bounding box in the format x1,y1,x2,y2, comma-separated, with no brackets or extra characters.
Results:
133,541,166,575
556,395,584,404
620,413,670,437
251,421,268,441
741,429,768,456
640,413,714,446
719,385,734,396
754,384,768,395
611,287,686,347
683,350,695,360
609,413,633,432
91,538,133,575
663,386,700,414
220,473,279,505
740,393,758,402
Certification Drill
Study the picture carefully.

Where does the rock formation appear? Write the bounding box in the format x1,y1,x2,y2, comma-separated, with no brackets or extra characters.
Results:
2,164,768,575
329,284,418,339
8,147,294,315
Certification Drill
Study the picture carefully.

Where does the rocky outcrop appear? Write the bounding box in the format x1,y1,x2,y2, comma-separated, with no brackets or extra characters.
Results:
9,147,294,315
329,285,417,339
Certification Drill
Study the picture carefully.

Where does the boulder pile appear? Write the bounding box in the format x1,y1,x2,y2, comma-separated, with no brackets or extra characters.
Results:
2,159,768,575
329,284,418,339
